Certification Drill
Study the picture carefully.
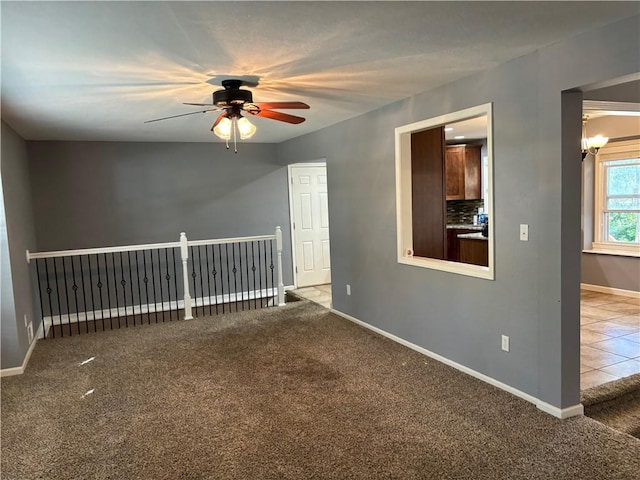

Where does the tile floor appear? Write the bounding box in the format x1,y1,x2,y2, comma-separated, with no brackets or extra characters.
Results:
290,285,640,391
580,289,640,390
290,284,332,309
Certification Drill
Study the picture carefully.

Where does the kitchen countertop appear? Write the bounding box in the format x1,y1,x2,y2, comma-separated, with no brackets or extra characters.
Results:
457,232,488,241
447,224,483,231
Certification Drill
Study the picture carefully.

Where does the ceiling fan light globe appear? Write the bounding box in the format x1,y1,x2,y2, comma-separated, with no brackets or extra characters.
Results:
237,117,257,139
213,117,232,140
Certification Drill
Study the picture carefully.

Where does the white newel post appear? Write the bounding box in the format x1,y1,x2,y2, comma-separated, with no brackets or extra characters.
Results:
275,226,285,306
180,232,193,320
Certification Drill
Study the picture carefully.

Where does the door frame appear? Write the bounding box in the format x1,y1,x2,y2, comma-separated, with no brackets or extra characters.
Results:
287,160,328,289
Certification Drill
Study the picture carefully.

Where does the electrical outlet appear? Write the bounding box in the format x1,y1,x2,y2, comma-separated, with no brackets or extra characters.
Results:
346,284,351,296
27,322,34,344
501,335,510,352
520,224,529,241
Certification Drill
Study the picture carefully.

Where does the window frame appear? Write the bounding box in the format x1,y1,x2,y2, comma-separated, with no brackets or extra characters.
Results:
395,103,495,279
591,139,640,257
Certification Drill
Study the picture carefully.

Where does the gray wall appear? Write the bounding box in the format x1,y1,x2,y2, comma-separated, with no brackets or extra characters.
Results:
582,254,640,292
1,164,19,367
278,15,639,409
581,116,640,292
27,142,293,286
1,121,39,369
584,79,640,103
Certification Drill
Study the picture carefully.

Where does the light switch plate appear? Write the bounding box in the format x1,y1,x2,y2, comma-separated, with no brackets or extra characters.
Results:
520,224,529,241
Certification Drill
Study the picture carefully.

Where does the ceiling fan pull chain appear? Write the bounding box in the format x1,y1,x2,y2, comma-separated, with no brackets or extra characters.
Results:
233,117,238,154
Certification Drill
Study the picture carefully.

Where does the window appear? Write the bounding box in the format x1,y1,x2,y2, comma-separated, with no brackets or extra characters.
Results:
593,140,640,256
395,103,494,279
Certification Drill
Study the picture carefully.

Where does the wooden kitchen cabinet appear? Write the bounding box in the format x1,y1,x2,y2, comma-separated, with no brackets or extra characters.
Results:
411,126,447,259
446,228,476,262
459,236,488,266
445,145,482,200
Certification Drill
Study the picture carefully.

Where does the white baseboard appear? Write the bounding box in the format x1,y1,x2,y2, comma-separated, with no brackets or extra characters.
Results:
331,308,583,420
581,283,640,299
0,366,23,377
1,321,44,377
535,401,584,419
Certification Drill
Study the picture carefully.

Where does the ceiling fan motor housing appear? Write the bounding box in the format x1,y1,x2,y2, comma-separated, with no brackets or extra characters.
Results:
213,80,253,107
144,77,307,126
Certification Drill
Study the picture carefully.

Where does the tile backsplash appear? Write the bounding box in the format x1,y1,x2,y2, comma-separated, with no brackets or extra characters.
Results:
446,199,485,225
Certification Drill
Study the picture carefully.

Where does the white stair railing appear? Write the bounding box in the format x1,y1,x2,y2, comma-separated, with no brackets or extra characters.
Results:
26,227,285,338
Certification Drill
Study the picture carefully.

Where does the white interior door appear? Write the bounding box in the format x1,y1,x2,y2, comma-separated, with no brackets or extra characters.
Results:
290,165,331,287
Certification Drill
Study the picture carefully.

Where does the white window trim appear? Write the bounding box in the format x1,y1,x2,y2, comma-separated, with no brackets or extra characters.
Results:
589,139,640,258
395,103,494,280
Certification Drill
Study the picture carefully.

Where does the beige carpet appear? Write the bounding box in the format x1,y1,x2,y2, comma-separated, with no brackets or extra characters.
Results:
2,300,639,479
583,373,640,439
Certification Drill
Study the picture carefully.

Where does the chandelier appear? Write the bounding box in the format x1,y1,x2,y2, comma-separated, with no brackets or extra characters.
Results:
581,115,608,160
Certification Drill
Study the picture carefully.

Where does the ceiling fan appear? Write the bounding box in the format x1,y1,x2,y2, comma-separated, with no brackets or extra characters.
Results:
145,79,310,152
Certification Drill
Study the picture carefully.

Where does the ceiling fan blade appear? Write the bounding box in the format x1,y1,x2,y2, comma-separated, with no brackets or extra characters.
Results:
250,102,310,110
183,102,216,107
144,108,220,123
249,109,306,124
210,112,228,131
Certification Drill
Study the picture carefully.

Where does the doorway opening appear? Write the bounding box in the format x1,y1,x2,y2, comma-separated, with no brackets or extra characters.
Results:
579,76,640,390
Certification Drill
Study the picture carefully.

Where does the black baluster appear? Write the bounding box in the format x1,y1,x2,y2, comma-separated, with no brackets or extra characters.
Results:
205,244,212,316
211,244,219,315
151,249,158,323
97,255,106,332
70,256,80,334
127,251,135,326
190,246,197,315
270,240,275,306
87,255,97,333
172,248,179,321
106,253,114,330
257,241,263,309
198,246,205,315
120,252,128,328
158,248,165,322
244,242,250,310
232,243,238,312
53,257,63,337
35,259,46,339
156,251,160,321
79,256,89,334
61,257,72,336
239,242,244,311
263,240,268,307
44,258,54,338
218,244,225,314
136,251,143,325
110,252,119,330
143,250,150,324
252,242,257,310
165,248,172,321
224,243,231,313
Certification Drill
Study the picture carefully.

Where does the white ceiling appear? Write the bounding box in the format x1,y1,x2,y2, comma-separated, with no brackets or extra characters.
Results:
1,1,638,143
445,116,487,142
